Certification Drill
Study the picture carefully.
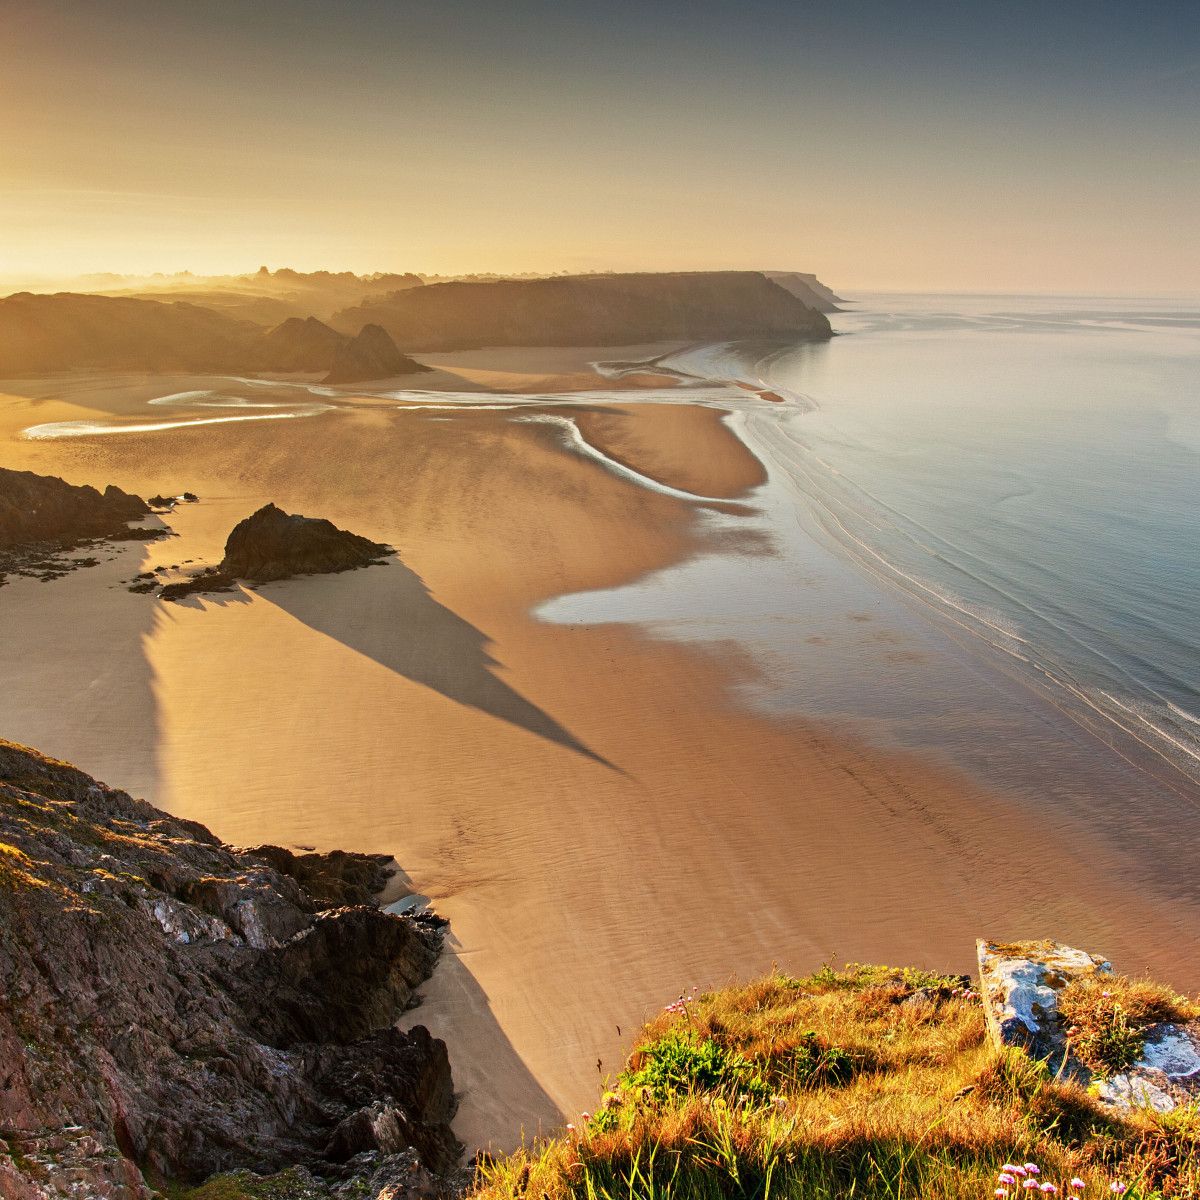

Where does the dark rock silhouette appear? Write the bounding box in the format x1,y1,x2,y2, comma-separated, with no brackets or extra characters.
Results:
0,738,460,1198
159,567,237,600
324,323,430,384
0,468,158,584
0,467,148,548
221,503,392,582
159,504,391,600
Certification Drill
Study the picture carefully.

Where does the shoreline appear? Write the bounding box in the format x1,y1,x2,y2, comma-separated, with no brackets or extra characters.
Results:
2,346,1200,1153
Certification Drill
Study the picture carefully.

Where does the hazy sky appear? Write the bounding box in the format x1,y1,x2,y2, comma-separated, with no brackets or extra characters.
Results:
3,0,1199,293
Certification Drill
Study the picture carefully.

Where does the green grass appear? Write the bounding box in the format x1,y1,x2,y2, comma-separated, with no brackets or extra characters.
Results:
472,966,1200,1200
1058,976,1200,1076
168,1166,327,1200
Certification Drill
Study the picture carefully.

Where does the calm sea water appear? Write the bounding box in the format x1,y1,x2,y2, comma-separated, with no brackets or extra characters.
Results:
759,295,1200,791
544,295,1200,838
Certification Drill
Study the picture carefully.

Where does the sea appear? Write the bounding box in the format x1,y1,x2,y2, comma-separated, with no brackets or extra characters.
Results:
21,293,1200,881
541,295,1200,880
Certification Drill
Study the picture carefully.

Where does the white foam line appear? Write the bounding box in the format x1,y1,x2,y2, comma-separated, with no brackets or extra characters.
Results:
515,413,731,503
1169,701,1200,728
1099,691,1200,767
396,402,525,411
147,390,214,405
150,394,296,410
20,411,325,439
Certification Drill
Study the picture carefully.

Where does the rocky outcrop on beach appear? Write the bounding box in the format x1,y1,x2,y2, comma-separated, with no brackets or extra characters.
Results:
0,467,148,549
978,938,1200,1113
0,738,460,1199
245,844,398,908
221,503,391,582
0,467,158,584
332,271,833,351
159,503,392,599
324,323,431,384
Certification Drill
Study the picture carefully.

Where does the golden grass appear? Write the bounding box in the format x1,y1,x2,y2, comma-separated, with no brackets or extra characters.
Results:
1059,976,1200,1075
473,966,1200,1200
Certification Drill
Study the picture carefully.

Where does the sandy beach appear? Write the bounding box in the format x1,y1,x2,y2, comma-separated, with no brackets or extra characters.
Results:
3,348,1200,1152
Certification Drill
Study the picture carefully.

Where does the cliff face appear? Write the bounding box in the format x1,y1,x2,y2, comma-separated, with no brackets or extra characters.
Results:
0,273,833,375
0,293,259,375
763,271,845,312
0,740,459,1199
332,271,833,351
0,296,428,380
0,468,148,550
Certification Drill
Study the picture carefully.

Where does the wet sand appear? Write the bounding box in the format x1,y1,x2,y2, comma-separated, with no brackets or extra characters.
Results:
574,404,767,498
1,350,1198,1151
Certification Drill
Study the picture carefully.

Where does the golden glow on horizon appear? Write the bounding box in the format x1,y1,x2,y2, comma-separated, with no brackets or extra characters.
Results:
2,1,1197,295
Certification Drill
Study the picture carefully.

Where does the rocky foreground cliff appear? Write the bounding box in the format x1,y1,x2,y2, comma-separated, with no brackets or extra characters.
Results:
0,740,461,1200
3,735,1197,1199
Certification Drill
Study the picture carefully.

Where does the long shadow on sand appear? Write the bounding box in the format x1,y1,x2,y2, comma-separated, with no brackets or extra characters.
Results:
384,865,565,1145
255,558,617,769
403,943,566,1148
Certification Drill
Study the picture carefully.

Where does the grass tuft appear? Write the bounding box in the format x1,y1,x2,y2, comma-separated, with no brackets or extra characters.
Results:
471,965,1198,1200
1058,976,1200,1075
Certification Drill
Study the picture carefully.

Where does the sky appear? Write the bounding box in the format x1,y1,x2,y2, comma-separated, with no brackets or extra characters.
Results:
2,0,1199,294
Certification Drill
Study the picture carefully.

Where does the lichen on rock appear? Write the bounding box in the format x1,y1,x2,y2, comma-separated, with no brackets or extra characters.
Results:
977,937,1200,1114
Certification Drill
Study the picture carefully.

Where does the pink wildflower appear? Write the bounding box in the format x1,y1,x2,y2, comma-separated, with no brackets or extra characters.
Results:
996,1190,1010,1197
1023,1181,1039,1190
1004,1167,1028,1177
1109,1185,1126,1195
1070,1181,1086,1191
1041,1185,1058,1194
1025,1165,1041,1176
999,1174,1017,1185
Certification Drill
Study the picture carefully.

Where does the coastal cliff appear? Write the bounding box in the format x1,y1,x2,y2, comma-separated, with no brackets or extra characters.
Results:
0,740,460,1200
0,272,832,375
4,737,1193,1198
331,271,833,351
0,295,428,380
